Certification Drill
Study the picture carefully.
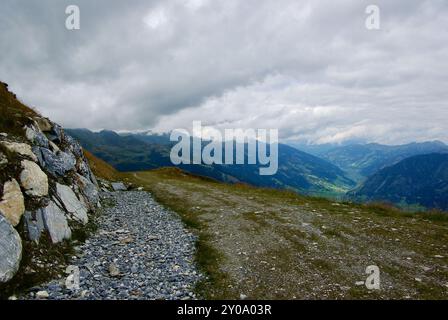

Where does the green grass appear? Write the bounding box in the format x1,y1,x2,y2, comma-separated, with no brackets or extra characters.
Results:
83,150,121,181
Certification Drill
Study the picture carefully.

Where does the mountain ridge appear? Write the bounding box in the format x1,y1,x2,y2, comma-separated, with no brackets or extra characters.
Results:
348,153,448,210
294,141,448,182
66,128,355,197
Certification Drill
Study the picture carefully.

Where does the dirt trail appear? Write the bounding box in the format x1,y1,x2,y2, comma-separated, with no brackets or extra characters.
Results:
130,171,448,299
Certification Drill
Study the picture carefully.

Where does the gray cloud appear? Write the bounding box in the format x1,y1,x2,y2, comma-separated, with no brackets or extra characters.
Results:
0,0,447,144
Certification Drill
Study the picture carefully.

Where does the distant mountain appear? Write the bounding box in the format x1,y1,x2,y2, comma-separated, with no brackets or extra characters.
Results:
286,141,364,157
285,142,340,157
121,131,173,146
311,141,448,182
348,153,448,210
65,129,173,171
66,129,355,196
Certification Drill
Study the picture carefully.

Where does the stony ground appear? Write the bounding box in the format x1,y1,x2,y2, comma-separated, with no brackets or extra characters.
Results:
23,191,202,300
128,169,448,300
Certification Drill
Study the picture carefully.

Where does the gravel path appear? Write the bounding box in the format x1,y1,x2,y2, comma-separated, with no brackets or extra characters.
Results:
25,191,202,300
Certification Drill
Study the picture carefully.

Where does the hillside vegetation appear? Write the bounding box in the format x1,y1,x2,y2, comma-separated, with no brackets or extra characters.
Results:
0,82,38,137
83,149,120,181
349,153,448,211
108,168,448,300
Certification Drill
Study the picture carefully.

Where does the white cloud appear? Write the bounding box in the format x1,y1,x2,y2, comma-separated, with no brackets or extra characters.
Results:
183,0,208,11
0,0,447,145
144,7,169,29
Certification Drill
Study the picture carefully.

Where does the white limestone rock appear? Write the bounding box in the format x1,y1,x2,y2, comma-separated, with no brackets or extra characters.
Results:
19,160,49,197
0,141,38,162
0,179,25,227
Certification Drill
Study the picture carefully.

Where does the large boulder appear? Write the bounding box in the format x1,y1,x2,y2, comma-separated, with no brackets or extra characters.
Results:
47,124,63,144
0,179,25,227
75,174,99,209
56,183,88,224
0,141,38,162
24,209,45,242
34,147,76,177
19,160,49,197
24,125,49,148
0,215,22,283
41,201,72,244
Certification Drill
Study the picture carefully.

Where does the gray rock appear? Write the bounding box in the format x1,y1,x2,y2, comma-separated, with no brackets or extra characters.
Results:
76,174,99,209
32,146,44,167
81,161,98,186
24,210,45,241
19,160,49,197
37,147,76,177
77,157,95,181
0,215,22,283
64,135,83,158
56,183,89,224
42,201,72,244
24,125,49,148
89,170,99,187
47,124,63,143
111,182,127,191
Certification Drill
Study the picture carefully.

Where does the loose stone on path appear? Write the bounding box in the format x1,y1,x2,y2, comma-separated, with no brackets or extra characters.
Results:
24,191,202,300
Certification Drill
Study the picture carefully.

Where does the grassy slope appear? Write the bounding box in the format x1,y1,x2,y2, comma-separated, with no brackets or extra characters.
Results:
0,82,38,137
83,149,120,181
119,168,448,300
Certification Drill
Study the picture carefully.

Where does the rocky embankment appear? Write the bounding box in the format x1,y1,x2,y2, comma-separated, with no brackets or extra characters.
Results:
22,190,201,300
0,82,99,295
1,82,202,300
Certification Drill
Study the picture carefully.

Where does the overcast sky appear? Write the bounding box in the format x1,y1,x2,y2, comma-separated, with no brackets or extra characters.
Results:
1,0,447,144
